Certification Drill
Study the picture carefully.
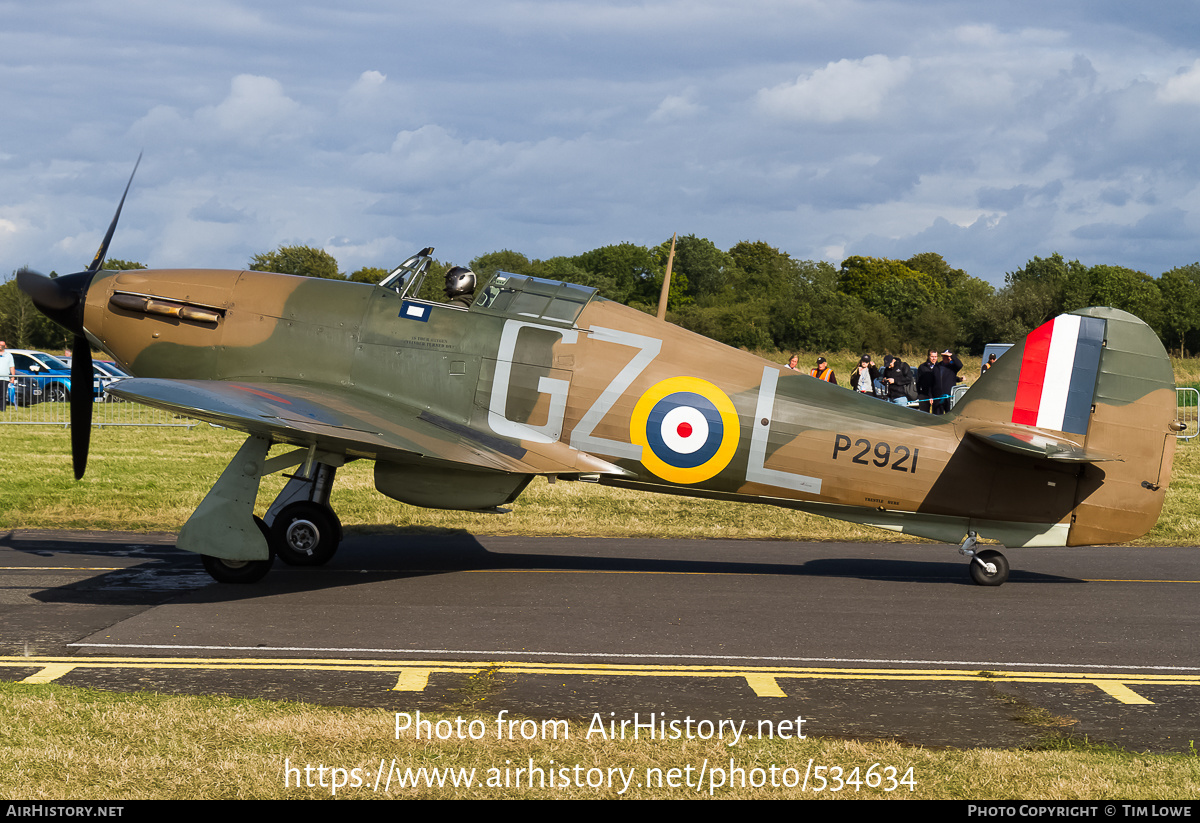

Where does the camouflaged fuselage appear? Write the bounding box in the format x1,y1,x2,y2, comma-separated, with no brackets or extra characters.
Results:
84,267,1178,548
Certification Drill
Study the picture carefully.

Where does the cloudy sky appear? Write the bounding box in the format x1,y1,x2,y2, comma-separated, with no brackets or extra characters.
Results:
3,0,1200,285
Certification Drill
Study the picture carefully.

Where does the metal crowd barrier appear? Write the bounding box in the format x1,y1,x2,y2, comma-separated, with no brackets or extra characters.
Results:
1175,387,1199,441
0,376,196,427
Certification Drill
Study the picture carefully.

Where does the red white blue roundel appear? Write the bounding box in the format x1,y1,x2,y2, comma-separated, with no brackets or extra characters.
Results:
630,377,741,484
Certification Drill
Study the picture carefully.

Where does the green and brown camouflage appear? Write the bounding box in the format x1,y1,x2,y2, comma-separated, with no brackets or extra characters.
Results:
27,245,1182,586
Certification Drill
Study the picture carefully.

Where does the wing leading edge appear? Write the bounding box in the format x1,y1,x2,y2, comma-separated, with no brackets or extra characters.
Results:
107,378,628,477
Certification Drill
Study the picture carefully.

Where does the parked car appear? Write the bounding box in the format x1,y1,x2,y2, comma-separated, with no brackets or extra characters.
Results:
8,350,72,405
9,374,43,406
62,357,130,401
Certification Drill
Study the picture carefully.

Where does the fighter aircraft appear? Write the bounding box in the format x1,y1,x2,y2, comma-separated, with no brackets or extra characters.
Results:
16,165,1182,586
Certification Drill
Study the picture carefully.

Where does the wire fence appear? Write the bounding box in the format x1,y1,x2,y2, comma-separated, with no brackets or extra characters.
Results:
0,377,196,427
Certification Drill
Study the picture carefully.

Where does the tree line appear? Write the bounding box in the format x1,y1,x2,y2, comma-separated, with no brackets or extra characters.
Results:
470,240,1200,357
4,242,1199,357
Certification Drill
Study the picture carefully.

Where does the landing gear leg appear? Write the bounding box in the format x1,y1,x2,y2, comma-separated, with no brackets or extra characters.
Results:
179,435,276,583
265,457,343,566
958,531,1010,586
183,439,345,583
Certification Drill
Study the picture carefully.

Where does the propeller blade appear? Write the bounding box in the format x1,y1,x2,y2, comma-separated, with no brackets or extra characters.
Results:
70,338,92,479
16,268,75,312
19,154,142,480
16,267,92,335
88,152,142,274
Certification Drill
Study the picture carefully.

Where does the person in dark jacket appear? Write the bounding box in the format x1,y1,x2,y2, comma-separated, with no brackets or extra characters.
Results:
931,350,962,414
915,349,937,412
880,355,913,407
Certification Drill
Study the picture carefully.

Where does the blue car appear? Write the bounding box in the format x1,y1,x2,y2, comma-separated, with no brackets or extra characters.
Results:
62,357,130,401
9,350,72,405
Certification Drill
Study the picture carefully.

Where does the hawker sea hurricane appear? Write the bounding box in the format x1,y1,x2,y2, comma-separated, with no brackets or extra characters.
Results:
17,165,1181,586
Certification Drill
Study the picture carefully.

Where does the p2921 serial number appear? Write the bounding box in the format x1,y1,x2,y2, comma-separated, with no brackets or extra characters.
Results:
832,435,919,473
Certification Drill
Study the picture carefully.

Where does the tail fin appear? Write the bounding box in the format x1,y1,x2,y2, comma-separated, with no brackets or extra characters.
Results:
952,307,1178,545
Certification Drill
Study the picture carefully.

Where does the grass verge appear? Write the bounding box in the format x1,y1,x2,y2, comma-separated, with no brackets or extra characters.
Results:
4,682,1198,800
1,422,1198,545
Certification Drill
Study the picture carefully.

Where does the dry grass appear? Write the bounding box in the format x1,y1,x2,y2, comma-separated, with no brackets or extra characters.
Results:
0,424,903,541
4,683,1197,800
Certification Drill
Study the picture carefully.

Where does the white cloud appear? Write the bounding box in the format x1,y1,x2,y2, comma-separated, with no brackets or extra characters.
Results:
755,55,913,122
198,75,303,136
130,74,312,152
1157,59,1200,104
352,70,387,91
648,90,704,123
384,125,507,182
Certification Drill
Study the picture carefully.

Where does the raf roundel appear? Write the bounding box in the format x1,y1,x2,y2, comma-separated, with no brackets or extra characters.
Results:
630,376,741,484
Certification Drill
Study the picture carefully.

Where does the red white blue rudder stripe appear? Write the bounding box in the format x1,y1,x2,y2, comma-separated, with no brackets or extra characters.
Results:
1011,313,1105,435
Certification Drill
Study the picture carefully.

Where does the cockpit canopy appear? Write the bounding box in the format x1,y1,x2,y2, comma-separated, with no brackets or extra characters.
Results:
378,247,435,296
472,272,595,327
378,247,597,327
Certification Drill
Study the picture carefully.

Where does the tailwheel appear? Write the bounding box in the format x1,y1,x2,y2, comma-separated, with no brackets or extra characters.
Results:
969,549,1010,587
271,501,341,566
201,516,275,583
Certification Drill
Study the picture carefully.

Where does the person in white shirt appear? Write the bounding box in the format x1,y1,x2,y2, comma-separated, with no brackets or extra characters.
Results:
0,341,14,411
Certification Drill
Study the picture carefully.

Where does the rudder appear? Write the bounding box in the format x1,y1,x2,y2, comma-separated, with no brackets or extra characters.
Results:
952,307,1178,545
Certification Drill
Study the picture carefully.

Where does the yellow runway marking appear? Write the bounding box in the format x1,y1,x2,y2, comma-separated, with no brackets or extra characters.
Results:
1091,681,1154,705
20,663,79,684
1,656,1195,704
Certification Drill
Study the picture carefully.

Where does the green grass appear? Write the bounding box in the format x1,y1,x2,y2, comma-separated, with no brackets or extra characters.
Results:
2,418,1199,544
0,423,904,540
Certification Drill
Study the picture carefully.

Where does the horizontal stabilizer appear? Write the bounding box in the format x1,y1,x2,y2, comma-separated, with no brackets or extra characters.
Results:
964,425,1121,463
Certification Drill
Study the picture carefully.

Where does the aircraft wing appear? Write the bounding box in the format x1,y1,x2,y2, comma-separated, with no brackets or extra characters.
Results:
107,378,627,477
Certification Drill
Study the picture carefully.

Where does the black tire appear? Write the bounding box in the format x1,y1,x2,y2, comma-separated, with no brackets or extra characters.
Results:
47,382,69,403
199,515,275,583
271,501,340,566
970,549,1010,587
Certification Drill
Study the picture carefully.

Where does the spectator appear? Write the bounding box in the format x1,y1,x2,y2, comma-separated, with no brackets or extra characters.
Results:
849,355,878,396
915,349,937,412
810,357,837,385
880,355,913,407
932,349,962,414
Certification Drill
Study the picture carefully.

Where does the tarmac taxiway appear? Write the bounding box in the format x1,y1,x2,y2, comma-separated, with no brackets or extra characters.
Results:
1,528,1197,752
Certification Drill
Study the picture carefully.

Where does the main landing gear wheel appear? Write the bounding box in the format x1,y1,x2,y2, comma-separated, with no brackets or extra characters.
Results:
271,501,342,566
201,516,275,583
969,549,1010,587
